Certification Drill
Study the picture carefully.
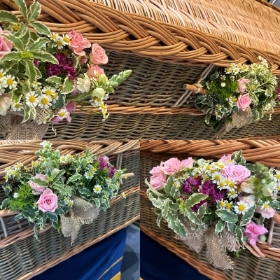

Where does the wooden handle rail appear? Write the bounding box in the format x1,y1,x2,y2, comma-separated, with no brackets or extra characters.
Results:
184,84,207,94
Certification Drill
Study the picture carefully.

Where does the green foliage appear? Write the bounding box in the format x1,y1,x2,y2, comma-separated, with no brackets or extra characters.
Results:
2,141,124,240
196,58,277,130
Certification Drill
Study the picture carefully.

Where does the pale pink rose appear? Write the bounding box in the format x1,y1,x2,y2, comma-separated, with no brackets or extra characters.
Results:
181,158,193,168
37,188,58,213
163,158,182,175
240,181,255,194
0,95,11,115
244,221,268,246
150,164,164,177
218,154,232,163
68,30,91,56
256,205,276,219
236,93,251,111
0,28,13,58
222,164,250,183
90,43,108,65
29,174,48,195
239,195,255,208
150,174,166,190
237,78,250,94
87,65,104,78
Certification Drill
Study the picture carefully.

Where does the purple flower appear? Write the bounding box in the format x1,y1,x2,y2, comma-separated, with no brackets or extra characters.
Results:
34,60,39,67
109,166,115,178
46,53,76,80
99,156,110,170
210,189,226,204
182,180,192,194
201,180,215,195
188,176,202,189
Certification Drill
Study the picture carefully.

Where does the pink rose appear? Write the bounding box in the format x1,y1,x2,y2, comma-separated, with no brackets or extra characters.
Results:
181,158,193,168
87,65,104,78
256,205,276,219
244,222,268,246
68,30,91,56
222,164,250,183
163,158,182,175
90,43,108,65
236,93,251,111
0,95,11,115
150,164,164,177
28,174,48,195
37,188,58,213
237,78,250,94
150,174,166,190
0,28,13,58
218,154,232,163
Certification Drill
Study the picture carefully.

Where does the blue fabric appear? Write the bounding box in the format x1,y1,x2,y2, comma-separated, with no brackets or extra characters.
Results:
140,232,210,280
33,228,127,280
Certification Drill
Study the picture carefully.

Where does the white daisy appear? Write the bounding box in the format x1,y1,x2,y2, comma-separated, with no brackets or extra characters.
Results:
84,171,93,179
11,103,23,111
62,34,71,45
234,201,249,215
56,108,69,121
0,69,6,81
212,172,223,184
93,185,102,194
26,92,39,107
60,155,68,163
3,75,17,89
227,188,238,199
38,94,52,109
40,140,52,149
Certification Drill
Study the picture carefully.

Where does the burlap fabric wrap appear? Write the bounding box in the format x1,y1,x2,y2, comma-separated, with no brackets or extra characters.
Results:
0,108,50,140
214,108,254,138
176,221,240,270
61,196,100,244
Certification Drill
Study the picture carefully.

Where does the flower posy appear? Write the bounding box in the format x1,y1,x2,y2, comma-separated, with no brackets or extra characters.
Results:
146,150,280,255
0,0,132,125
195,57,277,130
1,141,125,240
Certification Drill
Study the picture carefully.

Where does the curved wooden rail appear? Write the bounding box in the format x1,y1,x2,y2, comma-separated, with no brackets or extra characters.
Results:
140,139,280,167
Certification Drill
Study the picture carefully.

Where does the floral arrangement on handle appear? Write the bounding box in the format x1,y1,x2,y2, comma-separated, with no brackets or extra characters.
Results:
0,0,131,125
195,57,277,131
1,141,125,243
146,152,280,269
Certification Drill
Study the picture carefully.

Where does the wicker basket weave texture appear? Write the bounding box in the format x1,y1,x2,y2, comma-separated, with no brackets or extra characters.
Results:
140,139,280,280
0,187,139,280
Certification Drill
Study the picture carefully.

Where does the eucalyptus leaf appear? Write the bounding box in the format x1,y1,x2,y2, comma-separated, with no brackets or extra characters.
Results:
164,176,173,195
0,11,19,23
32,51,58,64
27,1,41,22
184,208,202,226
215,219,225,234
23,60,37,84
29,37,49,52
61,78,75,94
185,193,208,208
30,22,51,37
0,52,21,62
216,209,238,223
3,34,24,51
47,212,58,222
14,0,28,19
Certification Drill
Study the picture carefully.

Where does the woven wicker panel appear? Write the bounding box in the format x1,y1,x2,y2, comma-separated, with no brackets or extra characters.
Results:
0,187,139,280
38,114,280,140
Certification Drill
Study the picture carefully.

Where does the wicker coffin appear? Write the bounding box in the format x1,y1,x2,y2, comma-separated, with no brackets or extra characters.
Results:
140,139,280,280
0,140,140,279
1,0,280,139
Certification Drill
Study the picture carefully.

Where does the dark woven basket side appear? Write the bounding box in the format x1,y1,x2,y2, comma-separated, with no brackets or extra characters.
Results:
109,149,140,192
41,114,280,140
0,187,139,280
